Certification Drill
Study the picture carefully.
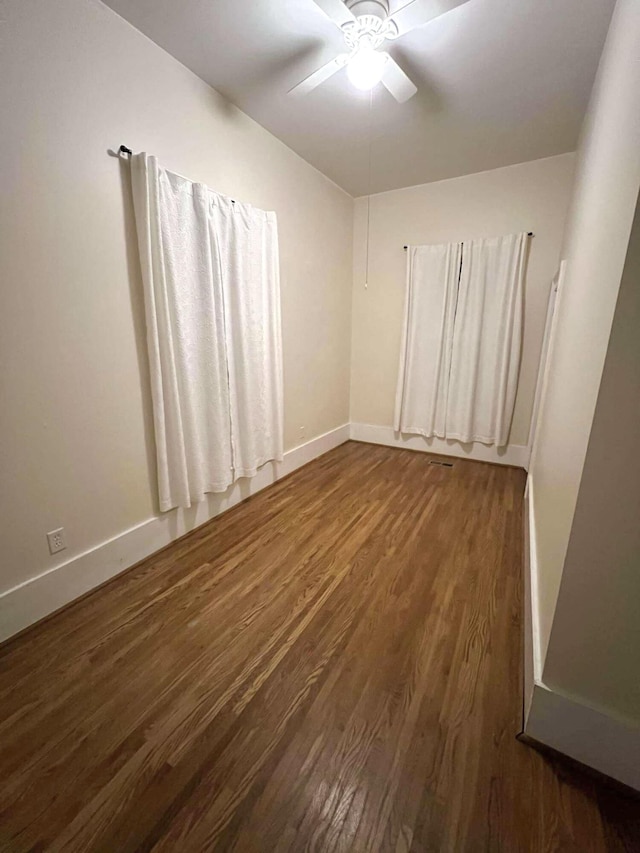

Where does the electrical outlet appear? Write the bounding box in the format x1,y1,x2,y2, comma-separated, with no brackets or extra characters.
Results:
47,527,67,555
299,425,306,440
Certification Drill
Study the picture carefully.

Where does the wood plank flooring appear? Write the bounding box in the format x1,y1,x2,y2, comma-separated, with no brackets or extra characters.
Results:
0,441,638,851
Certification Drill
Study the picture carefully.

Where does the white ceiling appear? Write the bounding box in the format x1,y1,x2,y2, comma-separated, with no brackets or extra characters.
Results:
102,0,615,196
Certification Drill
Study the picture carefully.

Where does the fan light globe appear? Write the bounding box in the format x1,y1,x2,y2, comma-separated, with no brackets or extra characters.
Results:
347,46,387,91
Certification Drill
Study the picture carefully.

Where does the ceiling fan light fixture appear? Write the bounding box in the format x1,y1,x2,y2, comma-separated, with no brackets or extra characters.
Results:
290,0,464,101
346,45,387,91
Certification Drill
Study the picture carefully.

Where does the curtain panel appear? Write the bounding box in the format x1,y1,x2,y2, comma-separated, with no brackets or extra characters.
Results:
130,153,283,511
446,233,526,446
394,242,461,438
395,232,527,448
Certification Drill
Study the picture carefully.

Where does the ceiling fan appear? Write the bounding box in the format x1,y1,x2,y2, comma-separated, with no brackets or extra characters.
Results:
289,0,470,102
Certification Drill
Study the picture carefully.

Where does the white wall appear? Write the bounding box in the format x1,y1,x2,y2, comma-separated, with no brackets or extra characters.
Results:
350,154,576,458
0,0,353,606
528,0,640,666
544,198,640,723
524,200,640,790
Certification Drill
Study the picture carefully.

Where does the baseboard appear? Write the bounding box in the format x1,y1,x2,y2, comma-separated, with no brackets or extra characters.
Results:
525,682,640,791
524,476,544,720
523,478,534,726
0,424,350,643
349,422,530,469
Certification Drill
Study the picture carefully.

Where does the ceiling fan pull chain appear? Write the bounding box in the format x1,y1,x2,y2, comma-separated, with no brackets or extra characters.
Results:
365,86,373,289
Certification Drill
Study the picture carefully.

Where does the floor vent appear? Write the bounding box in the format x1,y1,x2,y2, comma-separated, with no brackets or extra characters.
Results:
429,460,454,468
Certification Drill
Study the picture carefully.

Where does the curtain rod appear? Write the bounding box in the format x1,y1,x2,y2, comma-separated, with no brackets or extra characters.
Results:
403,232,534,250
117,145,236,204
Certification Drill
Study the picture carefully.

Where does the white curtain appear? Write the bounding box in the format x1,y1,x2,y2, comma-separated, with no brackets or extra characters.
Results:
394,232,526,448
394,243,461,437
446,232,526,447
130,154,283,511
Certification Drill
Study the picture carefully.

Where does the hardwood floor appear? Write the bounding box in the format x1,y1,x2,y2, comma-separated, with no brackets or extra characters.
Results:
0,441,638,852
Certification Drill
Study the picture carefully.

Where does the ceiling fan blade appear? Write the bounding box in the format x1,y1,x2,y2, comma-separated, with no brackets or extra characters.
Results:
388,0,471,38
380,55,417,103
312,0,356,28
288,54,348,96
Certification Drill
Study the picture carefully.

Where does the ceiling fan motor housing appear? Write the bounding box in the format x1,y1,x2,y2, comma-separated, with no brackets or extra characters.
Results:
345,0,389,21
342,0,397,48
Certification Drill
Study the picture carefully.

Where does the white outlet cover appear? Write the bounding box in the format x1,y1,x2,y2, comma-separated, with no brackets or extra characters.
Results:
47,527,67,555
